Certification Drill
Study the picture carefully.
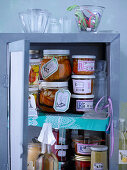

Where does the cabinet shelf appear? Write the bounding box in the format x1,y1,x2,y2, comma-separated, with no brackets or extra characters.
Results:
28,112,109,131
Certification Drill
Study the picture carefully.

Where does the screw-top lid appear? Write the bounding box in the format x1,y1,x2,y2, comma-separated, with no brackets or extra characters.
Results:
39,81,68,89
75,155,91,161
29,58,41,63
71,94,94,99
91,145,108,151
29,50,40,54
71,75,95,79
29,87,38,92
72,55,96,59
43,50,70,55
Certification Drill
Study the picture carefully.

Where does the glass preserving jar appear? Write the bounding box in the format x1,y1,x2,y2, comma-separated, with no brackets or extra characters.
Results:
29,58,41,87
91,145,108,170
72,55,96,75
71,75,95,95
27,143,41,170
71,94,94,114
73,136,101,156
38,81,69,112
75,155,91,170
39,50,71,81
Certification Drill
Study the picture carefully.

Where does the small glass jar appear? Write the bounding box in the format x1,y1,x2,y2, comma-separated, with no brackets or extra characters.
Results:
91,145,108,170
39,50,71,81
71,75,95,95
29,50,41,59
27,143,41,169
75,155,91,170
72,55,96,75
29,58,41,87
71,94,94,114
74,136,101,156
38,81,69,112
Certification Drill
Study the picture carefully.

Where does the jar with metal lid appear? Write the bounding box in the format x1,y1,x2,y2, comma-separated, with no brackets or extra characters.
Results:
71,94,94,113
75,155,91,170
39,50,71,81
29,50,41,59
27,143,41,170
72,75,95,95
91,145,108,170
28,87,38,117
29,58,41,87
72,55,96,75
73,136,101,156
38,81,69,112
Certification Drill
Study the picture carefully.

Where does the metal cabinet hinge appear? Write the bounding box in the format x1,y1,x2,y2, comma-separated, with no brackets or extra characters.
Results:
3,74,8,88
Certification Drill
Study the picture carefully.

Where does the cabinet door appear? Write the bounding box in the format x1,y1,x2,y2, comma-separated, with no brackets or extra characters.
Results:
9,40,30,170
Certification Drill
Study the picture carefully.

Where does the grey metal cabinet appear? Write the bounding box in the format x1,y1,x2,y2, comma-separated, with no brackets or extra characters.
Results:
0,32,120,170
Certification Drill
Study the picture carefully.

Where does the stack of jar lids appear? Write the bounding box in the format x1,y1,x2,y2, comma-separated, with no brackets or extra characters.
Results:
71,55,96,113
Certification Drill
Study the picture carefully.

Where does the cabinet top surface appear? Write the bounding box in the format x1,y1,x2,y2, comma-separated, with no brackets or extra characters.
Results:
0,32,120,43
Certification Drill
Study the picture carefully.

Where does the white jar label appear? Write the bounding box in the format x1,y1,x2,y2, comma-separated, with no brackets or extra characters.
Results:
58,150,66,157
119,150,127,164
28,94,37,117
78,60,95,71
73,79,92,94
77,143,97,155
41,57,58,79
27,161,34,170
53,89,71,112
55,145,68,150
93,163,104,170
76,100,93,111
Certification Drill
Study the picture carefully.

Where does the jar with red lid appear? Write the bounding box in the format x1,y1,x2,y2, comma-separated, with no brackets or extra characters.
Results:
72,55,96,75
71,75,95,95
73,136,101,156
71,94,94,114
75,155,91,170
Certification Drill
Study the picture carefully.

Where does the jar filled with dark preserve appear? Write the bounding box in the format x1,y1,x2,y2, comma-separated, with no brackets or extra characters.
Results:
75,155,91,170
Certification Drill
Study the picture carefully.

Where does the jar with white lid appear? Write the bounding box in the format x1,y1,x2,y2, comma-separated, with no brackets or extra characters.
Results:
91,145,108,170
38,81,69,112
72,55,96,75
71,75,95,95
71,94,94,113
29,58,41,87
40,50,71,81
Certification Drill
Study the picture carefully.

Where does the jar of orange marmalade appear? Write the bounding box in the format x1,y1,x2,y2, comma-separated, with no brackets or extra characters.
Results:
72,55,96,75
40,50,71,81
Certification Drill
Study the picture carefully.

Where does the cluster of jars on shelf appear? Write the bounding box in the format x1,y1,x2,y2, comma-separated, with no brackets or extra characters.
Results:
28,49,98,115
28,129,108,170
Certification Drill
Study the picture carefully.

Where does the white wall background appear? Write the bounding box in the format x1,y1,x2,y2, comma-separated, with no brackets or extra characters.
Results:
0,0,126,118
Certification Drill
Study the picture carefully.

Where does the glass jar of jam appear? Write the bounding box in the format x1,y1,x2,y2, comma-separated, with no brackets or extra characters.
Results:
74,136,101,156
39,50,71,81
27,143,41,169
38,81,69,112
91,145,108,170
71,75,95,95
71,94,94,114
72,55,96,75
75,155,91,170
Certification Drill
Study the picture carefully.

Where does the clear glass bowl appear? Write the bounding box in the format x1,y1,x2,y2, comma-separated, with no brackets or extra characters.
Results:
75,5,105,32
19,9,49,33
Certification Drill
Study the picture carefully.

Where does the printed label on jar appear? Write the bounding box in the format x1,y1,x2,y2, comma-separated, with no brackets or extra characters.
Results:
73,79,91,94
53,89,71,112
93,163,104,170
77,143,97,155
55,145,68,150
58,150,66,157
76,100,93,112
78,60,95,72
41,57,58,79
119,150,127,164
29,65,39,85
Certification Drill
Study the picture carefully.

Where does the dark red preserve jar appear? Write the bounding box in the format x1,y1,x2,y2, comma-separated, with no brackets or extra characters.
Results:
75,155,91,170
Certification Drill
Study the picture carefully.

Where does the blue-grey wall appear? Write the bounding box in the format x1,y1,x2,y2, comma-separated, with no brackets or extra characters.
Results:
0,0,126,118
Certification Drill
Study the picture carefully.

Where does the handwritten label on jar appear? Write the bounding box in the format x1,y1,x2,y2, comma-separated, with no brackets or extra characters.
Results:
28,94,37,117
76,100,93,112
53,89,71,112
119,150,127,164
78,60,95,71
58,150,66,157
77,143,97,155
73,79,91,94
55,145,68,150
93,163,104,170
41,57,58,79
